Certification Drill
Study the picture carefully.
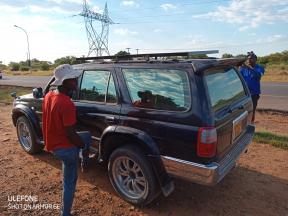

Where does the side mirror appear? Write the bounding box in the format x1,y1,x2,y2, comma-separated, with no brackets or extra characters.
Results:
10,92,17,98
32,87,43,99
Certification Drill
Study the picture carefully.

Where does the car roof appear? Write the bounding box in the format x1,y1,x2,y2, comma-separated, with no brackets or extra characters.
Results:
73,58,245,73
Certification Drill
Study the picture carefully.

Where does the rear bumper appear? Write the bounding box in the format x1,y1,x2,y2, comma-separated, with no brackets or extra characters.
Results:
161,124,255,186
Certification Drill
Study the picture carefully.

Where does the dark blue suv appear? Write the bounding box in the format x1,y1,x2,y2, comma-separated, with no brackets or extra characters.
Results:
11,53,255,205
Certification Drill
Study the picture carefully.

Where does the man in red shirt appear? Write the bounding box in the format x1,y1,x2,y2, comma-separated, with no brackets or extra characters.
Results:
42,64,85,216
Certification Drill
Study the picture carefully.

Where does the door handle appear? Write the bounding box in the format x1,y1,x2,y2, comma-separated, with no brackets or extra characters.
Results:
228,105,244,113
105,116,115,124
238,105,244,110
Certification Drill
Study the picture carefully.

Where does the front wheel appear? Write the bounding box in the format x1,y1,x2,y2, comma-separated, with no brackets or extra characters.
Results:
16,116,41,154
108,145,159,206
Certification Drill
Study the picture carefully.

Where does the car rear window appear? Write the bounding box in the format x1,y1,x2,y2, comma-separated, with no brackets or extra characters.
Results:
123,68,191,111
204,67,246,112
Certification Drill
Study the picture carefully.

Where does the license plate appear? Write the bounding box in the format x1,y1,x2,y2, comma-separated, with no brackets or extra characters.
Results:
232,111,248,141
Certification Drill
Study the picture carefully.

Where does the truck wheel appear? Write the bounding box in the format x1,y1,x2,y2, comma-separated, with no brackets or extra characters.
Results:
108,145,159,206
16,116,40,154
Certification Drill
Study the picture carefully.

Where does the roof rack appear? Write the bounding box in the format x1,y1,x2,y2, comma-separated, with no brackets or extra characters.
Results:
76,50,219,62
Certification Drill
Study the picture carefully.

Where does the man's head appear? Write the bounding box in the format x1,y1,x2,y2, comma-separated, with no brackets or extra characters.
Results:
138,90,153,102
51,64,81,91
247,51,257,66
62,78,78,91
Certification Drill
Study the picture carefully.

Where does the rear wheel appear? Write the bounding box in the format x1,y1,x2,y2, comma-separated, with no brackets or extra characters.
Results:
108,145,159,206
16,116,41,154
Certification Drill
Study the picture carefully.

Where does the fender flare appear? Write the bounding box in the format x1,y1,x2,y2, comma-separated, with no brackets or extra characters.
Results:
12,104,41,139
99,125,160,159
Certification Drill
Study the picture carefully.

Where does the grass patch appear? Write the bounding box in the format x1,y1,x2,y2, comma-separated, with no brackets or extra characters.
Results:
254,131,288,150
0,86,32,103
262,64,288,82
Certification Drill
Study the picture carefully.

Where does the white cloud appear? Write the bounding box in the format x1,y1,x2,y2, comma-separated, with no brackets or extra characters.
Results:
257,34,287,44
92,6,103,13
48,0,83,4
161,3,177,11
193,0,288,30
28,5,73,14
153,29,162,33
121,1,139,7
0,12,86,64
249,32,257,36
113,28,138,36
0,2,81,15
0,4,25,13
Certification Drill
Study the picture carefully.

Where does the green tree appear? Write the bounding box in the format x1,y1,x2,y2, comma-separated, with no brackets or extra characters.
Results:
222,53,234,58
9,62,20,71
20,66,30,71
54,56,77,67
115,51,130,57
114,51,131,60
258,56,269,66
235,54,246,58
0,62,8,70
40,62,50,71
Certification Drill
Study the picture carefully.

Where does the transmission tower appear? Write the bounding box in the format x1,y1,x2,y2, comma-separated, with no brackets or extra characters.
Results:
80,1,114,57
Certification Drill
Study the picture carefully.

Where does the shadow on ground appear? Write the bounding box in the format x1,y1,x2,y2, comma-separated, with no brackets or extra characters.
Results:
33,150,288,216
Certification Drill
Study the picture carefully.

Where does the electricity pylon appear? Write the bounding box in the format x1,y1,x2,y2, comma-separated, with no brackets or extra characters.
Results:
80,1,114,57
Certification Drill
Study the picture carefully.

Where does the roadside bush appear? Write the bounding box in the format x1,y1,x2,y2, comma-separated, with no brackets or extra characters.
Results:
54,56,77,67
0,63,8,70
20,66,30,71
222,53,234,58
40,62,50,71
9,62,20,71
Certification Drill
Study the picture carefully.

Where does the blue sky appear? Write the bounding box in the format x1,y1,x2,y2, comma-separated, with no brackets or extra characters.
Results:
0,0,287,64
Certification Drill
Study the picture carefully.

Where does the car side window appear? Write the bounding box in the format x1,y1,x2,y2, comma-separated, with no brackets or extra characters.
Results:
80,70,117,103
123,68,191,111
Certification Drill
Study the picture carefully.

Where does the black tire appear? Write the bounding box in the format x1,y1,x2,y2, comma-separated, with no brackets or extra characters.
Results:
16,116,41,154
108,145,159,206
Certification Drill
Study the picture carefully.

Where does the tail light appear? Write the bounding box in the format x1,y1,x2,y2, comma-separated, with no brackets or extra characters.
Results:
197,127,217,158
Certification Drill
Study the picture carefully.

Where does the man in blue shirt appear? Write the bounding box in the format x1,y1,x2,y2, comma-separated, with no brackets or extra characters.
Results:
240,51,265,123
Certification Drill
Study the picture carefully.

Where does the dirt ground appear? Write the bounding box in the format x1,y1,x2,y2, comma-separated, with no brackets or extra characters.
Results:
0,104,287,216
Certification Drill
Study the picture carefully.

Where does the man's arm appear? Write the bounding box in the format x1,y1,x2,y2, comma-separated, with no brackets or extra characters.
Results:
64,125,85,148
252,65,264,79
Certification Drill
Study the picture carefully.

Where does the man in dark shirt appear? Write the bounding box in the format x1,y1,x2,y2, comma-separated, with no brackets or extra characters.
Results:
42,64,86,216
133,90,155,109
240,51,265,123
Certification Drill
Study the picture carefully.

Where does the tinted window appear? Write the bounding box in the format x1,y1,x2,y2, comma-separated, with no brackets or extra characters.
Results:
123,68,190,111
204,67,246,111
80,70,117,103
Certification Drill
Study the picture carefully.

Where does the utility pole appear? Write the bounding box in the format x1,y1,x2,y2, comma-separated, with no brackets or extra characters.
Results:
126,48,131,54
136,49,139,55
14,25,31,67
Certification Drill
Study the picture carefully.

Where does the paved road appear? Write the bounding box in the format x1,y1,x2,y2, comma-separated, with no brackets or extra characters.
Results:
259,82,288,111
0,74,51,88
0,75,287,111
